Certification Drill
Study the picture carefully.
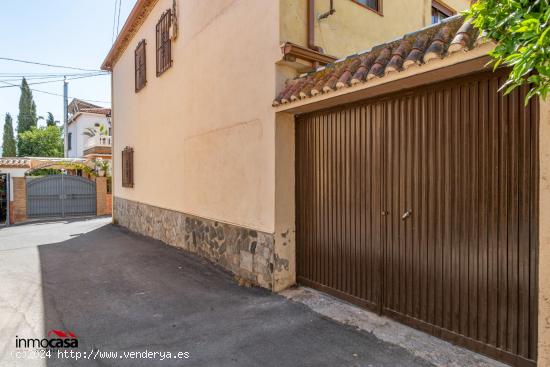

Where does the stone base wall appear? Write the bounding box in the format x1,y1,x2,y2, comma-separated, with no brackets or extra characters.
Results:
113,197,275,289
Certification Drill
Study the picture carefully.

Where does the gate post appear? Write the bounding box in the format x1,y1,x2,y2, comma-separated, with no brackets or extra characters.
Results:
274,112,296,292
12,177,27,224
95,177,109,216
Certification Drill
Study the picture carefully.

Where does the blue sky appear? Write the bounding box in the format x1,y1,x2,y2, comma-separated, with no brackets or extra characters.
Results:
0,0,135,146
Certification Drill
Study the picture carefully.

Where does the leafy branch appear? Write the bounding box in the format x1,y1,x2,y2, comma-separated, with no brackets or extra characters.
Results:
465,0,550,103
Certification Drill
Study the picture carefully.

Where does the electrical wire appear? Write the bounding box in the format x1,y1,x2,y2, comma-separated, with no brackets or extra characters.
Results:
0,80,110,105
111,0,118,43
116,0,122,37
0,71,106,77
0,72,107,83
0,73,108,88
0,57,105,72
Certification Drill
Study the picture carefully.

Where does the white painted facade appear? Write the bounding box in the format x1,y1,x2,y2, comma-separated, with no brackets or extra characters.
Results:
66,113,111,158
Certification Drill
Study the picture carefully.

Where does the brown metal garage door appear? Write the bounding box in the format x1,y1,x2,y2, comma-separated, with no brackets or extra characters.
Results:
295,70,539,366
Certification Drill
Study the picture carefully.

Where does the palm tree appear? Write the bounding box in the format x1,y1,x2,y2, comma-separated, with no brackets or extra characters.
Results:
82,124,107,138
45,112,57,126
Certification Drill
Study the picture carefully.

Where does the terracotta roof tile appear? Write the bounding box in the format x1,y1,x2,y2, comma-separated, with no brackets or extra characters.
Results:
273,15,479,107
0,158,31,168
68,98,103,115
335,58,361,89
403,34,431,69
299,77,317,99
350,53,378,85
321,61,349,92
80,108,112,115
367,47,392,80
386,40,412,74
310,71,332,96
448,19,476,54
423,25,453,62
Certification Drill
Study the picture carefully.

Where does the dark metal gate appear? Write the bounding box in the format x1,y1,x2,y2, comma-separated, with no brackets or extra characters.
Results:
0,173,9,225
27,175,96,218
295,70,539,366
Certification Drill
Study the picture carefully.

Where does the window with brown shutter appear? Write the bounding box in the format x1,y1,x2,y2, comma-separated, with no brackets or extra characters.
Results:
122,147,134,188
156,9,172,76
135,39,147,92
431,1,455,24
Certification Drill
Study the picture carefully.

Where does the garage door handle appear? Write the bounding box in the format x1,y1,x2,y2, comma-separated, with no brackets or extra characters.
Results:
401,210,412,220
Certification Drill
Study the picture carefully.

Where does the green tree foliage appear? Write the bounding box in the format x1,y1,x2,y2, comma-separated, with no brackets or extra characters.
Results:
2,113,17,157
466,0,550,102
45,112,56,127
17,78,38,155
17,78,37,133
17,126,63,157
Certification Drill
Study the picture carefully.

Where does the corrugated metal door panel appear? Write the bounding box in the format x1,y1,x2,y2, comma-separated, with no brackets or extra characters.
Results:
296,103,382,309
295,69,538,366
382,72,538,366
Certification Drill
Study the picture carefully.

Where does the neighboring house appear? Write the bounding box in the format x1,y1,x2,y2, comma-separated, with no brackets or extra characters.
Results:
101,1,550,366
0,157,90,224
66,99,112,161
0,159,27,226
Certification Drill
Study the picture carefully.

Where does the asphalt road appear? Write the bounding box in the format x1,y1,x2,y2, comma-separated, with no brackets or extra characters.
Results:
0,217,433,367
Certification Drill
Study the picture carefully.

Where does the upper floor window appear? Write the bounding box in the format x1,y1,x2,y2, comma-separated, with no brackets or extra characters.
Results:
432,1,454,24
156,9,172,76
352,0,380,12
67,132,72,150
135,39,147,92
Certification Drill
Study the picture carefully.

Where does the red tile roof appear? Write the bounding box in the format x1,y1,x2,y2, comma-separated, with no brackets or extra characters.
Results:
68,98,102,111
80,108,112,116
68,99,111,123
273,16,485,106
0,158,31,168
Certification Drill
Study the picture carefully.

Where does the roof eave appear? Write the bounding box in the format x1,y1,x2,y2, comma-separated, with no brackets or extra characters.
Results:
101,0,160,71
274,42,496,114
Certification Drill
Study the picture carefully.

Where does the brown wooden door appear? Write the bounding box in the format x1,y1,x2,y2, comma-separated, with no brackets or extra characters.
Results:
295,70,539,366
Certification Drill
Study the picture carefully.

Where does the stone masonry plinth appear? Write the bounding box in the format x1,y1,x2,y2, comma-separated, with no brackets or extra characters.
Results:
113,197,275,289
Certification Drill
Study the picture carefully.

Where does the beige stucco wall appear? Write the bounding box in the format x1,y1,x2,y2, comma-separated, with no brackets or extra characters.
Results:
274,112,296,291
112,0,280,232
280,0,470,58
538,98,550,366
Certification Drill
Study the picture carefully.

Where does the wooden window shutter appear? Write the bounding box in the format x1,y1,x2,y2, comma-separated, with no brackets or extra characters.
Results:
432,1,455,17
135,39,147,92
122,147,134,188
156,9,172,76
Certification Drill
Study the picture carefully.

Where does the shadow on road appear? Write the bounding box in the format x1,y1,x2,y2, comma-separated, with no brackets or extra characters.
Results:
38,223,431,367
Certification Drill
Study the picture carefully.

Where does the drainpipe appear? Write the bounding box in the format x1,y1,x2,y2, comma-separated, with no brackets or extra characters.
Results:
307,0,316,51
307,0,323,68
308,0,335,53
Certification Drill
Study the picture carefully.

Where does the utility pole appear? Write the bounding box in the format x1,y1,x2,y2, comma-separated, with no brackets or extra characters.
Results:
63,77,68,157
